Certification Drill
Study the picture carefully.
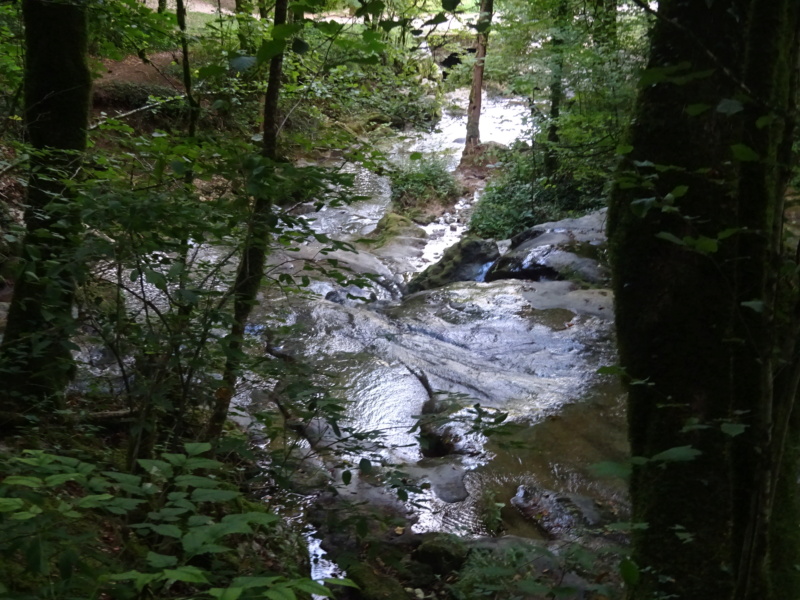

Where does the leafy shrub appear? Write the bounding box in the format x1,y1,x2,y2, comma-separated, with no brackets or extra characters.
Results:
390,155,460,213
469,147,605,239
0,445,351,600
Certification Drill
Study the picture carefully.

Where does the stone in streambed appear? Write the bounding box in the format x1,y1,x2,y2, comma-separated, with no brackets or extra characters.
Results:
407,236,499,293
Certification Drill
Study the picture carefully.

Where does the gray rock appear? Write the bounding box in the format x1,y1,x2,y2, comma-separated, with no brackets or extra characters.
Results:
486,210,609,285
407,236,499,293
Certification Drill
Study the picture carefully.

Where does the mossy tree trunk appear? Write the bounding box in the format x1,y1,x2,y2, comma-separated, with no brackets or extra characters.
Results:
0,0,90,418
608,1,800,599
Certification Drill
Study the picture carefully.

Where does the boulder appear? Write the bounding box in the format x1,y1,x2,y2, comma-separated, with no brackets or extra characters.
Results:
407,236,499,293
486,210,609,285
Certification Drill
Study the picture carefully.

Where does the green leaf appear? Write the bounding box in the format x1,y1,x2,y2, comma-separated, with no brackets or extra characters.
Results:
731,143,760,161
442,0,460,10
45,473,83,487
265,587,297,600
183,442,212,457
163,566,210,584
323,578,360,588
272,23,303,39
76,494,114,508
291,579,332,596
3,476,44,488
222,511,279,527
151,524,183,538
233,576,281,589
685,103,711,116
756,114,777,129
137,459,173,477
668,185,689,199
210,588,244,600
651,445,701,463
721,422,748,437
589,461,631,479
688,235,718,254
291,38,310,54
146,552,178,569
184,457,223,471
620,557,640,587
716,98,743,116
162,453,188,467
358,458,372,474
175,474,221,488
596,365,626,376
655,232,686,246
424,11,448,26
615,144,633,155
741,299,765,313
342,470,352,485
198,64,226,80
257,39,286,65
191,488,241,502
409,152,423,161
0,498,25,512
630,197,657,218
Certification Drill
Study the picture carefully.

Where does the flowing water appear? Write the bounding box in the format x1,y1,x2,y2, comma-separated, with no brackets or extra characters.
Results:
255,90,628,567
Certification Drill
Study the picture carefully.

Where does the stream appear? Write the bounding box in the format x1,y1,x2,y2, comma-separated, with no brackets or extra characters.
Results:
252,90,629,576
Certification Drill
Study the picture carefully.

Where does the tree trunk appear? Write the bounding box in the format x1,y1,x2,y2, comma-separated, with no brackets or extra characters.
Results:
157,0,167,14
462,0,493,157
542,0,568,179
0,0,90,417
608,1,800,599
207,0,289,443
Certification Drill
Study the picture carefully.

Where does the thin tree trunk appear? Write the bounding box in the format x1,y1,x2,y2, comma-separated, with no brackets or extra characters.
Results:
207,0,289,443
543,0,568,179
462,0,493,157
0,0,90,417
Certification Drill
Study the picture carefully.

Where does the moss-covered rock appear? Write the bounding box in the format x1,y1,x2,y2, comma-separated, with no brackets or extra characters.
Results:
406,236,499,293
340,561,409,600
414,533,469,575
369,213,427,248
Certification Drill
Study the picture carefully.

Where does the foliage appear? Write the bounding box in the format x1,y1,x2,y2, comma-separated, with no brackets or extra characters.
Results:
0,444,349,600
469,146,604,239
0,3,23,125
390,154,460,213
448,542,617,599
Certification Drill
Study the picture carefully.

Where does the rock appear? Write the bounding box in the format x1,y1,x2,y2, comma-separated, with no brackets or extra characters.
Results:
486,209,609,285
509,485,607,540
407,236,499,293
343,562,409,600
414,533,469,574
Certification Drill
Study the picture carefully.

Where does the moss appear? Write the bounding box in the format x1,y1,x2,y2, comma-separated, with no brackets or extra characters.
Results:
415,533,469,575
407,236,499,293
363,212,426,248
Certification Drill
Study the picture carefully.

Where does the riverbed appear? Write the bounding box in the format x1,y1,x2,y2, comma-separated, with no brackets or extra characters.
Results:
252,89,628,569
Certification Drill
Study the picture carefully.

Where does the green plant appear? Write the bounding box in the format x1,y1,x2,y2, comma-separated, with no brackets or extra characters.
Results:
449,543,617,600
0,444,355,599
469,146,604,239
389,154,460,213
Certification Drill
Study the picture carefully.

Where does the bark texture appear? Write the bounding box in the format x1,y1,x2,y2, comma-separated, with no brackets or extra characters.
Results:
0,0,90,417
608,1,800,599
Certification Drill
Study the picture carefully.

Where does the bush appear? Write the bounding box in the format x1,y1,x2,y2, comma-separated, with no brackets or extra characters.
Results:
390,155,460,213
469,147,605,239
